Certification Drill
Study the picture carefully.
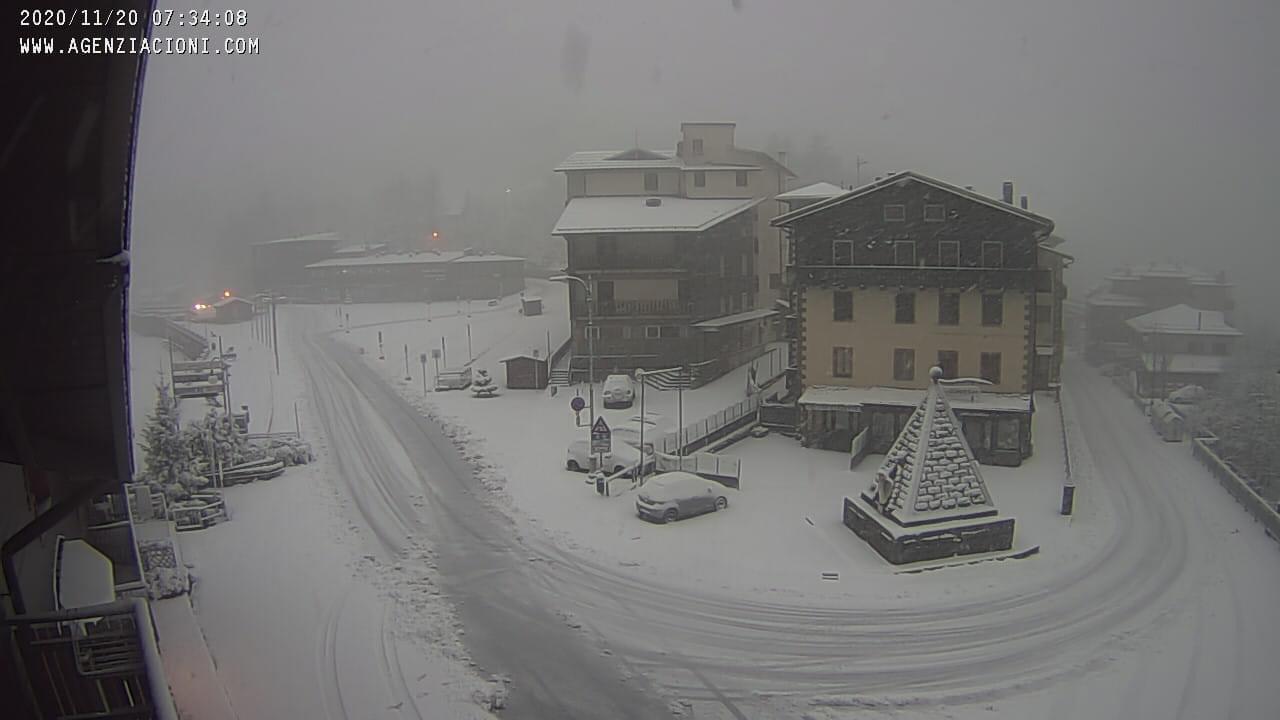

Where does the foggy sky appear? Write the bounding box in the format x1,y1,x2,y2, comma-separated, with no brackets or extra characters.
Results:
132,0,1279,326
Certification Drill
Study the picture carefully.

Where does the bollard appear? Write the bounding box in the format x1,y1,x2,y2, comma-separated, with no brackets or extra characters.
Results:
1060,485,1076,515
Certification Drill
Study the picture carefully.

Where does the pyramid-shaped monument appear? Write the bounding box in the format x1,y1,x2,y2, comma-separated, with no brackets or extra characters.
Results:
842,367,1015,564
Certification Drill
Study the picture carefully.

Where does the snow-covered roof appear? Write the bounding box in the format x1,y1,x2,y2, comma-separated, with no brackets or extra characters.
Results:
498,354,546,363
680,164,761,172
865,370,999,526
213,297,251,307
553,196,763,235
1125,304,1242,336
305,251,464,269
253,232,338,246
776,182,846,201
1086,292,1146,308
692,307,778,329
799,384,1032,413
554,149,684,172
771,171,1054,231
1139,353,1231,374
453,253,524,263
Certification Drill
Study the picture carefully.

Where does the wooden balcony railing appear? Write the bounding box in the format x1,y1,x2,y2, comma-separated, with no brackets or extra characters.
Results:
596,299,691,316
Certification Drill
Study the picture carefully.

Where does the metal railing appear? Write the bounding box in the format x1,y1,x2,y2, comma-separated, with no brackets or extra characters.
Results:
1191,434,1280,543
595,299,690,316
2,598,178,719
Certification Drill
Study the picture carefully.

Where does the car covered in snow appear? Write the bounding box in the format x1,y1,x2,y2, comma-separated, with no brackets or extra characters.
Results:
635,471,730,523
602,374,635,408
565,439,651,475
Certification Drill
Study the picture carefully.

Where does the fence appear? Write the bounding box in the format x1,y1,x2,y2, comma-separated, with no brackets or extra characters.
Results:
848,427,871,469
1191,434,1280,543
658,393,761,455
1,598,178,719
655,453,742,487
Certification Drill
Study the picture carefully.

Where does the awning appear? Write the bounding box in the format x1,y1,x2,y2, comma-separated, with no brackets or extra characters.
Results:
692,308,778,330
798,385,1032,413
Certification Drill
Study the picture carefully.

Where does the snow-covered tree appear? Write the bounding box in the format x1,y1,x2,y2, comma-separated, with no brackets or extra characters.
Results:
138,383,207,500
1199,364,1280,492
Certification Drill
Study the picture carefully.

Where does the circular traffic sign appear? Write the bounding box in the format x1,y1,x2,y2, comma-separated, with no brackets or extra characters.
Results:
570,396,586,412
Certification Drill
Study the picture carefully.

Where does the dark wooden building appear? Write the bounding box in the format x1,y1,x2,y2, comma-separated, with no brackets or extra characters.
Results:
499,354,550,389
303,250,525,303
251,233,339,296
552,196,776,386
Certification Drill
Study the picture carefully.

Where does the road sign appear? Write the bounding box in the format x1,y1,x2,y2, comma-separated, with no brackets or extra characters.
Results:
591,416,611,454
431,348,441,360
570,396,586,412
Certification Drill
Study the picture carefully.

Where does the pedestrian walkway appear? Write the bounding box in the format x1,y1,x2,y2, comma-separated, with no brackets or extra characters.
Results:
152,595,238,720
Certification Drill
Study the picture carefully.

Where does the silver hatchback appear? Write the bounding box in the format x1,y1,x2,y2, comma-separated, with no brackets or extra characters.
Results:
635,472,730,523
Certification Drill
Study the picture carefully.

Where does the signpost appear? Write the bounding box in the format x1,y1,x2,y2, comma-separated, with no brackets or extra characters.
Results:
591,416,611,475
571,395,586,426
419,353,428,395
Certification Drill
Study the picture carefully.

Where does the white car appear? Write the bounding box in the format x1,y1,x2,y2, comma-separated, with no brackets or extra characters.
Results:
635,471,731,523
565,439,649,475
602,374,635,409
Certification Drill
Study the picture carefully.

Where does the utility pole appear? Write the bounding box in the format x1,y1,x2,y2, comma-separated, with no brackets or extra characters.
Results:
404,344,411,381
270,295,280,375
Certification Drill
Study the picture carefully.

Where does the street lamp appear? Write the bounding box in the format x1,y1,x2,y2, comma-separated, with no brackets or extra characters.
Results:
550,274,595,429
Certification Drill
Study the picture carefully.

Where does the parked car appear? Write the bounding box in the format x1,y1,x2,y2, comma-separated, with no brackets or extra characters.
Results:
635,471,730,523
565,439,650,475
434,367,472,391
602,374,635,408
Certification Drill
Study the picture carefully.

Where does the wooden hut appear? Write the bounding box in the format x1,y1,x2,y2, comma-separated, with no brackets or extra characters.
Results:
499,353,549,389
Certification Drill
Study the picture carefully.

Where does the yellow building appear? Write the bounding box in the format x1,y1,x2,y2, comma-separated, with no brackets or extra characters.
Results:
772,172,1064,466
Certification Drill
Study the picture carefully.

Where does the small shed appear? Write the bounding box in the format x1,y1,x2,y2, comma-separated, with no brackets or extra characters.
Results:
521,296,543,316
213,296,254,323
499,353,549,389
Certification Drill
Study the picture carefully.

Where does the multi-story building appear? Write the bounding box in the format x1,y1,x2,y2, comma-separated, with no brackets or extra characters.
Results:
1084,263,1235,364
772,171,1064,467
1124,304,1242,397
551,122,794,385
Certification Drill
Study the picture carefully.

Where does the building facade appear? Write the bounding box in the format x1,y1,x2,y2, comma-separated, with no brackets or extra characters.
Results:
773,172,1061,466
1124,304,1242,397
1084,263,1234,364
552,122,793,385
303,250,524,303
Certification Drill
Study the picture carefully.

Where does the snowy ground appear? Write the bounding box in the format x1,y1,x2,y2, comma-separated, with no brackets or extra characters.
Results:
134,287,1280,719
129,313,502,720
325,292,1280,720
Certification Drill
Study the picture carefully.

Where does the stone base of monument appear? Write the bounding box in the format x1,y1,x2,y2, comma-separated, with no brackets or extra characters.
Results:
843,495,1015,565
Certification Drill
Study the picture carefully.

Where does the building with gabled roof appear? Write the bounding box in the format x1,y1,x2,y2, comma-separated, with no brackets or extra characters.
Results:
842,367,1015,564
1124,304,1242,397
773,171,1063,465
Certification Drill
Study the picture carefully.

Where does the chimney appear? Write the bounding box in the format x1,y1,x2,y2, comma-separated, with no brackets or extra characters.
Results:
1002,181,1014,204
777,150,787,166
1020,195,1029,210
964,185,974,191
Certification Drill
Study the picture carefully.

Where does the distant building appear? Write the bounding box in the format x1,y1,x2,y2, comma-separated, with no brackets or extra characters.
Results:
551,122,793,385
251,233,340,297
773,171,1063,466
1125,304,1242,397
499,353,550,389
212,297,253,323
303,250,524,303
1084,263,1234,364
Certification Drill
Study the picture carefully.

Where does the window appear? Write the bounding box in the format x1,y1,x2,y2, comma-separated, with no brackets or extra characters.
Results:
833,240,853,265
981,241,1004,268
893,348,916,382
895,292,916,324
832,346,854,378
938,292,960,325
980,352,1002,385
659,325,679,338
894,240,916,266
981,293,1003,326
741,255,749,276
694,171,706,187
753,236,759,253
586,325,601,340
691,138,703,155
622,326,632,339
937,350,959,379
735,170,749,187
1036,305,1052,323
1188,340,1205,354
923,204,945,222
938,240,960,267
883,204,906,222
644,172,658,192
730,294,740,312
644,325,661,339
1212,342,1228,355
833,290,853,321
769,272,781,290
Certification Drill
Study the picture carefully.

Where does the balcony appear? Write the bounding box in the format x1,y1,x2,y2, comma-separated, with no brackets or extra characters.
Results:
790,265,1040,292
569,255,685,273
594,299,692,317
2,598,177,719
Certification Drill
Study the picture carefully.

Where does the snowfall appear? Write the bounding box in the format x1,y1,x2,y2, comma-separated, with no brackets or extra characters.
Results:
128,279,1280,720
